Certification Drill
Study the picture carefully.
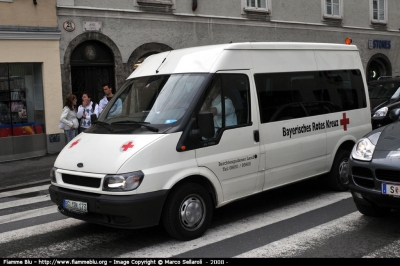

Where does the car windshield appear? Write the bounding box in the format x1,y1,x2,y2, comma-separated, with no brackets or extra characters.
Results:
99,74,206,128
390,87,400,100
368,82,400,99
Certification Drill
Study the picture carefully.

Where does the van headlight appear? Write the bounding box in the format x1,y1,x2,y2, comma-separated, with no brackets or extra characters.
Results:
103,171,144,191
373,107,388,117
351,138,376,161
50,167,57,183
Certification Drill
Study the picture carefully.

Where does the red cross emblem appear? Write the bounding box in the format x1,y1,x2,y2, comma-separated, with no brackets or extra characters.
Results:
340,113,350,131
121,141,134,152
69,139,80,148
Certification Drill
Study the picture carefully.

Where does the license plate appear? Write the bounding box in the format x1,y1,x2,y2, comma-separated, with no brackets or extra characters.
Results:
62,199,88,214
382,183,400,196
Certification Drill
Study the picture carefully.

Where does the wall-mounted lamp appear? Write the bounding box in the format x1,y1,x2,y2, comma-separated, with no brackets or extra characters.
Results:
192,0,197,12
33,0,37,5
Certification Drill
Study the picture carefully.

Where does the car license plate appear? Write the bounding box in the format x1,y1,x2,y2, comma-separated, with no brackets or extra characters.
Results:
62,199,88,214
382,183,400,196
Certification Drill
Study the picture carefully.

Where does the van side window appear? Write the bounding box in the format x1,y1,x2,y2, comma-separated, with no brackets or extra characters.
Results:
200,74,251,136
220,74,251,126
255,70,366,124
320,70,367,111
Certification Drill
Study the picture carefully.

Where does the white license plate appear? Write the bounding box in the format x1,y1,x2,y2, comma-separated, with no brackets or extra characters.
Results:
382,183,400,196
63,199,88,213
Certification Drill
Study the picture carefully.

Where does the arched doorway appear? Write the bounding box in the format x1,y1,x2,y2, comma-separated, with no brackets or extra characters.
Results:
133,52,158,70
366,54,392,82
127,42,173,73
70,41,115,106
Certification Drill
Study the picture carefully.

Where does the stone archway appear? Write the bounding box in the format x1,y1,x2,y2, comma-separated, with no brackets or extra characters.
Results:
70,40,115,106
366,53,392,82
61,32,124,98
127,42,173,73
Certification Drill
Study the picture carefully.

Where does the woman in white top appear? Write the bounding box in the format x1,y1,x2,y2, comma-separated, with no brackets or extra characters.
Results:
77,92,99,134
60,94,79,143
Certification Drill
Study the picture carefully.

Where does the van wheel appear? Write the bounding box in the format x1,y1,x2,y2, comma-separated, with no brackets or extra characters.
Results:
326,149,350,191
355,203,391,217
162,183,213,241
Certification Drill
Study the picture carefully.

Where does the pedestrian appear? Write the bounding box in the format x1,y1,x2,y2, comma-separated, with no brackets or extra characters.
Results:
98,83,114,114
77,92,99,134
98,83,122,118
59,93,79,143
202,78,237,133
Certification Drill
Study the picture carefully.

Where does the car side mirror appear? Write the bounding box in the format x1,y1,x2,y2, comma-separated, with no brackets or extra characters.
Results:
389,108,400,122
190,112,214,139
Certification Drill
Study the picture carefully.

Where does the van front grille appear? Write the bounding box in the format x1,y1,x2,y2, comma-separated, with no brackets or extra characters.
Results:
62,174,101,188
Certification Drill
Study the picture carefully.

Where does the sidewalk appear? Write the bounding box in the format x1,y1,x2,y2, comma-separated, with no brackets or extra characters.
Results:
0,153,59,191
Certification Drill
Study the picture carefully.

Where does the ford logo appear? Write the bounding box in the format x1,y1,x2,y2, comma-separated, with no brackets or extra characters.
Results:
77,163,84,168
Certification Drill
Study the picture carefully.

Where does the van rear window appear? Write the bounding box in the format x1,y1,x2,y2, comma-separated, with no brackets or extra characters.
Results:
255,70,367,123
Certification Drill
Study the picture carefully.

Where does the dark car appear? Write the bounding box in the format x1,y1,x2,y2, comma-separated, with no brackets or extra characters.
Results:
369,77,400,129
349,108,400,216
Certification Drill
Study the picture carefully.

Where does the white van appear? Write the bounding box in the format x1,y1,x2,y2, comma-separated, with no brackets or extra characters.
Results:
49,42,372,240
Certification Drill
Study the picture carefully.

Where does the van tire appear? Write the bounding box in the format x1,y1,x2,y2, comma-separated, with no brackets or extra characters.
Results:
355,203,391,217
326,149,350,191
162,183,213,241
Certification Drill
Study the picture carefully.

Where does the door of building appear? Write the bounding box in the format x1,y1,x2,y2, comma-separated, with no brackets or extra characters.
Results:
70,41,115,107
71,66,114,106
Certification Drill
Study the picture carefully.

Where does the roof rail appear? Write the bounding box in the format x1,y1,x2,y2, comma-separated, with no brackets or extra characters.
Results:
377,76,400,80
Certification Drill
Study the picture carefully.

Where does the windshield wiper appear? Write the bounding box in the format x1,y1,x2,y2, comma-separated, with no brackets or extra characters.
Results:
110,121,159,132
92,120,113,132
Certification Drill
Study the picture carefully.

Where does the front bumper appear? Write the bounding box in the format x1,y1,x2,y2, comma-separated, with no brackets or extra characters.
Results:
49,185,169,229
350,185,400,210
348,155,400,210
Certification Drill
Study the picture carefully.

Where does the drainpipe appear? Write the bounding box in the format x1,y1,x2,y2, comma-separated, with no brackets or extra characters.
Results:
192,0,197,12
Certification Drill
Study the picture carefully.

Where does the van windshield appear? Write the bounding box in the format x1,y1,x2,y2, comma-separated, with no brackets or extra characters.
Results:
98,74,206,132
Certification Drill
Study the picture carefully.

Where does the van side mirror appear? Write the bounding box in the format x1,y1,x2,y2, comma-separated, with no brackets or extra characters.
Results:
190,112,214,139
389,108,400,122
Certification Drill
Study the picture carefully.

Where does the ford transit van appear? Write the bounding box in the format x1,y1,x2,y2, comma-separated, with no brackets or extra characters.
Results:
49,42,372,240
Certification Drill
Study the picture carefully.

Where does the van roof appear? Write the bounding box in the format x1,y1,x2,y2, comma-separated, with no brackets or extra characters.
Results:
129,42,359,78
183,42,358,50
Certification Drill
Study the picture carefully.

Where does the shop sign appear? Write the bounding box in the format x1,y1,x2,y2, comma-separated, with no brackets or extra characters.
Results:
368,39,391,49
83,21,102,32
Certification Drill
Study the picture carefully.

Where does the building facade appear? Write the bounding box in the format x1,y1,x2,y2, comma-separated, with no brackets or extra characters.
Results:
0,0,63,162
57,0,400,106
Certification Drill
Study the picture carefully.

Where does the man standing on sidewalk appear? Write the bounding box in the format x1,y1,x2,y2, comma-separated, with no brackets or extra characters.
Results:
98,83,122,118
98,83,113,114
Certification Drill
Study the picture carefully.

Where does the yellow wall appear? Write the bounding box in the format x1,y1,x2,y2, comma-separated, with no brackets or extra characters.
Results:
0,40,63,134
0,0,57,27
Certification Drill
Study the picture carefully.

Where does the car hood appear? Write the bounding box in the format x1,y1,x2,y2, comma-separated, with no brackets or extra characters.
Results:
54,132,164,173
376,121,400,151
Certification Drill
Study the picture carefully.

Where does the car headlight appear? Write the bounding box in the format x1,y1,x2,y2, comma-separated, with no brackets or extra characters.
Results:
50,167,57,183
373,107,388,117
103,171,144,192
351,133,381,161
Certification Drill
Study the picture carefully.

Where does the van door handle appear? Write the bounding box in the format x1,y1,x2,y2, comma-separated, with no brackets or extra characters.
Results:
254,130,260,143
